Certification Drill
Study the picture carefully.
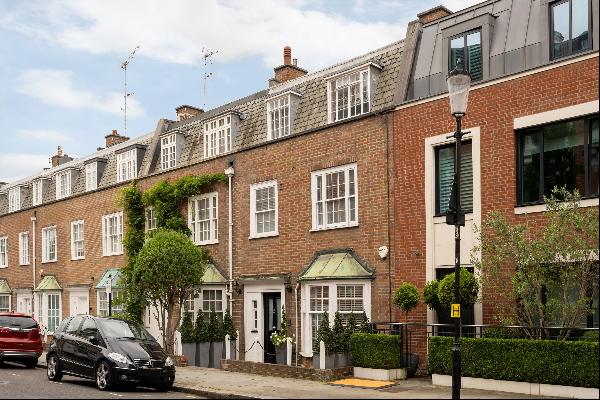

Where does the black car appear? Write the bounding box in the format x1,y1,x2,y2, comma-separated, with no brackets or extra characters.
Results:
46,315,175,391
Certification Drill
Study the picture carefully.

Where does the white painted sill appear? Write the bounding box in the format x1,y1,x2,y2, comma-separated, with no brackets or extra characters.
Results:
41,260,58,264
514,198,599,215
195,240,219,246
309,223,359,233
249,232,279,240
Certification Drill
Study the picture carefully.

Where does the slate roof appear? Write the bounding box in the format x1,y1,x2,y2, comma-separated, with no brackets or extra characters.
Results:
0,39,404,216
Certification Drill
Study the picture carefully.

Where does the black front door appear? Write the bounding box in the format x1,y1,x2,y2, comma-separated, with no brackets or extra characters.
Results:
263,293,281,364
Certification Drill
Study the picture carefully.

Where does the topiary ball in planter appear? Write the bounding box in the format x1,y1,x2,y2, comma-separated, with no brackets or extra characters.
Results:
393,283,419,317
422,280,441,310
438,268,479,307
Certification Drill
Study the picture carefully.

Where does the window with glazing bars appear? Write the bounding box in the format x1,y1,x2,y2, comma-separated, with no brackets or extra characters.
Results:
268,96,290,139
328,69,370,123
189,193,218,244
85,163,97,191
32,180,43,206
312,164,357,230
56,171,71,200
19,232,29,265
117,149,137,182
336,285,364,324
161,134,177,170
8,188,20,212
202,289,223,320
309,285,329,340
204,116,231,157
250,181,278,237
102,213,123,256
42,227,57,262
71,221,85,260
0,237,7,268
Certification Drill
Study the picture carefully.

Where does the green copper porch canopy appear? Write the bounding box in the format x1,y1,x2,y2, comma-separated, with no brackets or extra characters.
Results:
95,268,123,289
202,264,227,285
0,279,11,293
36,275,62,291
298,250,375,281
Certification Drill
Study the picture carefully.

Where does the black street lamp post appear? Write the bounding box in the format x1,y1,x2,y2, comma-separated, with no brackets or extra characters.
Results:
107,274,113,317
445,63,471,400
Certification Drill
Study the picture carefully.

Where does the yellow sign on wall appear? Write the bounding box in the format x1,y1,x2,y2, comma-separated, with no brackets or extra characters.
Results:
451,303,461,318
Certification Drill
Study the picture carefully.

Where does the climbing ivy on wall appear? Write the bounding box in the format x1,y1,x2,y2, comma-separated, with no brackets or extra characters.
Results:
118,173,227,322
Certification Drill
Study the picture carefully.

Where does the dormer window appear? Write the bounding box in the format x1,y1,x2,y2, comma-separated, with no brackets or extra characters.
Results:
204,113,240,158
8,187,20,212
32,180,43,206
117,149,137,182
85,162,97,191
550,0,591,60
327,64,379,123
161,134,178,170
449,30,482,81
55,170,72,200
267,92,301,140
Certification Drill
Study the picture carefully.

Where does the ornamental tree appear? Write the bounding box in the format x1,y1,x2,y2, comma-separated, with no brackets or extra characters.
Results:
437,268,479,308
472,187,599,339
132,228,208,355
393,282,420,320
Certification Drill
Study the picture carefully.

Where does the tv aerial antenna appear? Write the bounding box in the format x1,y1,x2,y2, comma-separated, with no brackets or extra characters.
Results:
120,45,140,136
202,47,218,109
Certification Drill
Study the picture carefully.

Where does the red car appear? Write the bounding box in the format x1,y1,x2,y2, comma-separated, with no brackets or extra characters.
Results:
0,312,43,368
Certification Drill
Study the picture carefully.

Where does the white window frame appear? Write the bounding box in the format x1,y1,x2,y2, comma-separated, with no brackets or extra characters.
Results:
102,212,123,256
311,163,358,231
0,294,10,312
8,187,20,212
204,115,232,158
267,95,291,140
249,180,279,239
85,163,98,192
19,232,29,266
32,180,43,206
55,170,72,200
97,289,124,317
301,280,371,356
117,149,137,183
71,220,85,260
41,226,57,263
145,207,157,232
327,67,372,123
37,291,61,334
188,192,219,245
161,134,178,170
0,237,7,268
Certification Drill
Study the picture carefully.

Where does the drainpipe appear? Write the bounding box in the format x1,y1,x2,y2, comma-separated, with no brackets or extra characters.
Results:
31,211,37,315
224,165,235,313
294,282,300,367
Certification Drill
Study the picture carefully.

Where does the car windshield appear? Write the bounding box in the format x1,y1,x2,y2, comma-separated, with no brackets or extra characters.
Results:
99,319,155,340
0,316,38,329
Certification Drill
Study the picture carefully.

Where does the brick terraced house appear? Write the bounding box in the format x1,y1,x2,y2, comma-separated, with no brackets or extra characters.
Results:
0,0,598,366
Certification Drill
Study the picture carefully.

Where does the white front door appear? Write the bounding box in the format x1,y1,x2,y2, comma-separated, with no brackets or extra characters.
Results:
244,291,263,362
17,293,32,315
69,289,89,316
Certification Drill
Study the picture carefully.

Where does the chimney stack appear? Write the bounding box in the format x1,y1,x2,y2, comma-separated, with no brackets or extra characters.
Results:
417,5,452,24
51,146,74,167
105,129,129,148
271,46,308,86
175,105,204,122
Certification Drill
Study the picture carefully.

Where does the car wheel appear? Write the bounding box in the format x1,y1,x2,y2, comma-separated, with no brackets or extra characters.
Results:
24,359,38,369
155,382,174,392
46,354,63,381
96,361,113,391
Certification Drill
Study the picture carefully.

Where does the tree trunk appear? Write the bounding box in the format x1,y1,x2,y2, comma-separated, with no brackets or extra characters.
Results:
165,302,182,356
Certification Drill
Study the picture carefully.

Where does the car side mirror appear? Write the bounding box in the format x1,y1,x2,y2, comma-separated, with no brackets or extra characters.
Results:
88,335,98,345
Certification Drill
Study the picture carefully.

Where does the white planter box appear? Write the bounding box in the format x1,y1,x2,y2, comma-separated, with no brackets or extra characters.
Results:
432,374,599,399
354,366,407,381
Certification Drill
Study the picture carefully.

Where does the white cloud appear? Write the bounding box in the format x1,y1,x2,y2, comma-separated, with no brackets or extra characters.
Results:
0,153,50,183
2,0,408,71
17,69,145,117
19,129,71,141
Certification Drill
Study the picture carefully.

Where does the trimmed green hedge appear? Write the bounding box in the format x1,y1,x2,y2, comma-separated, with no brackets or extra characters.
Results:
349,333,402,369
428,336,599,388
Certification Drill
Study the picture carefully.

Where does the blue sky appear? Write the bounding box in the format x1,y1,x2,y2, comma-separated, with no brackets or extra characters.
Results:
0,0,479,183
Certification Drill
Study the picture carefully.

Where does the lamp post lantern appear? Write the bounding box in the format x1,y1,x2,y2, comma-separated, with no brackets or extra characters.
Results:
446,62,471,400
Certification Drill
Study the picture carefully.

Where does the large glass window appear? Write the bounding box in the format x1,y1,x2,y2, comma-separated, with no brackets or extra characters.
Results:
268,96,290,139
250,181,278,238
189,192,218,245
55,171,71,200
42,226,57,263
551,0,591,60
102,212,123,256
161,134,177,170
435,142,473,215
201,289,224,320
117,149,137,183
204,116,232,158
449,30,482,81
517,116,598,205
47,293,60,333
328,68,371,123
312,164,358,230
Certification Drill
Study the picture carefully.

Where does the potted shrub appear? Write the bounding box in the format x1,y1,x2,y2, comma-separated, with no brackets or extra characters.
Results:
331,311,347,367
344,312,357,366
422,280,441,311
312,311,335,369
207,309,224,368
222,309,237,360
180,312,196,366
195,312,210,367
270,306,290,365
393,282,420,377
358,310,371,333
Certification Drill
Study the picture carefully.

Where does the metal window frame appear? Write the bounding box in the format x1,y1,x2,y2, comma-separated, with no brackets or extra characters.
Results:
549,0,593,60
447,29,482,82
434,140,473,216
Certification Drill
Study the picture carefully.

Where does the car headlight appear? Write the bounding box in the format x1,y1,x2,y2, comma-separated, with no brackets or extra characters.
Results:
165,356,174,367
108,352,131,365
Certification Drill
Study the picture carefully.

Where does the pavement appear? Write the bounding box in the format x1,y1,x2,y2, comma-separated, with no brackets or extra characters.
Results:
37,352,549,399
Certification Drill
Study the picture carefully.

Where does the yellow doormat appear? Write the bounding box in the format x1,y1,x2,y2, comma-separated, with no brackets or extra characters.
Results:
329,378,396,388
